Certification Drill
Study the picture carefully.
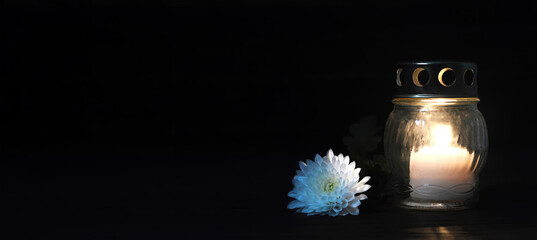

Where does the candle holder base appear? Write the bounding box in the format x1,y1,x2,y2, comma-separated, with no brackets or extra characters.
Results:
399,196,478,211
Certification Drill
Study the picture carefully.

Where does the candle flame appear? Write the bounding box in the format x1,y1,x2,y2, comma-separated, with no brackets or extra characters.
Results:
431,124,455,147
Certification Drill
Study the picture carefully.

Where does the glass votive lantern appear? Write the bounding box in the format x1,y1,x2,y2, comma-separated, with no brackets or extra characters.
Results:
385,62,488,210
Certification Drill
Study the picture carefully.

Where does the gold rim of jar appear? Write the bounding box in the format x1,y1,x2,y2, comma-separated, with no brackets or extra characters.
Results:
392,98,480,105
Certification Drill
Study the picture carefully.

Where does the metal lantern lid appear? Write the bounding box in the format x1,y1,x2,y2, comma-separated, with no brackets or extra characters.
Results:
394,61,478,98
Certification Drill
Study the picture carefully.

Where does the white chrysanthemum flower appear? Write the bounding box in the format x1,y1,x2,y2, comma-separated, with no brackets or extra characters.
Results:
288,149,371,216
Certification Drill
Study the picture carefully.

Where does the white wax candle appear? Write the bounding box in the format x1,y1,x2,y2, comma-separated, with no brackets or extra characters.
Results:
409,125,475,201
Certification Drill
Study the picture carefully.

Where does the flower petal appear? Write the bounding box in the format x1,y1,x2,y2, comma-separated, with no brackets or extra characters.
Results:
348,161,355,170
301,207,315,213
327,149,334,160
294,175,308,184
287,200,305,209
333,205,342,212
340,200,349,208
332,155,338,165
349,198,361,208
343,192,354,201
299,161,307,171
347,206,360,215
288,190,299,198
328,210,338,217
315,154,323,165
306,159,315,168
352,168,361,181
357,194,368,200
354,184,372,193
324,156,332,165
358,176,371,185
343,155,350,165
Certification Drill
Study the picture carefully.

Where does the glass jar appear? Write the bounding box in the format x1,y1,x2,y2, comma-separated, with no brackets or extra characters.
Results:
385,62,488,210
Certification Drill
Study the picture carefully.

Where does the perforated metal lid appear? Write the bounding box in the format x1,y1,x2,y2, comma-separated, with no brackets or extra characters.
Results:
394,61,478,98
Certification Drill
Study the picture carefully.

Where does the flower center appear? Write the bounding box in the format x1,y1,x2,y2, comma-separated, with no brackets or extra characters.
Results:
324,181,337,193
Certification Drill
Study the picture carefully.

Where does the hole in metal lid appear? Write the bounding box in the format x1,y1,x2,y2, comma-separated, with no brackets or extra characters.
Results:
396,68,403,87
464,68,475,86
438,68,456,87
412,68,429,87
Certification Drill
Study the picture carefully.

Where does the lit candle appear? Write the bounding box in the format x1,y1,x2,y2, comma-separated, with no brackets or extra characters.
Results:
409,124,475,201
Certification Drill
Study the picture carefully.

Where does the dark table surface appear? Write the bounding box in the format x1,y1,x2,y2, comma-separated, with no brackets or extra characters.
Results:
3,148,536,239
216,190,537,239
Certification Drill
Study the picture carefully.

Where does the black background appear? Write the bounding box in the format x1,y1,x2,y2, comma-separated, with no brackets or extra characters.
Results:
2,0,537,238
